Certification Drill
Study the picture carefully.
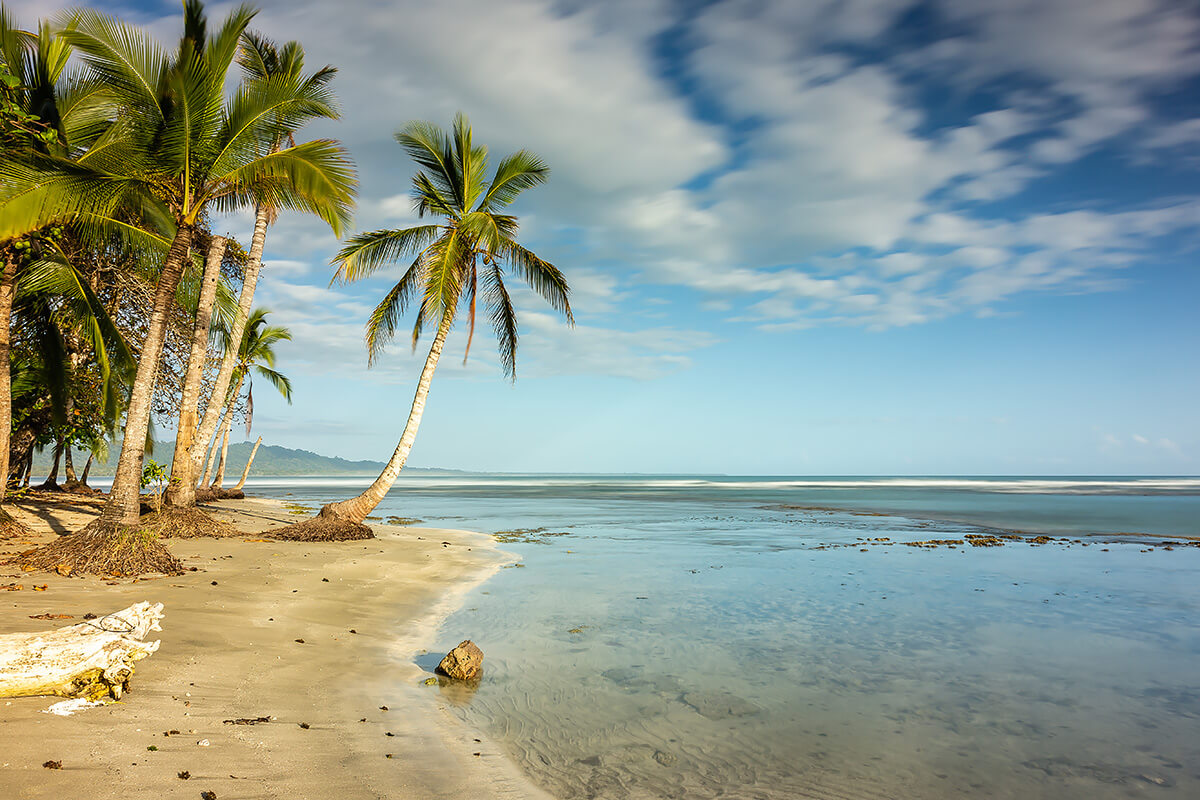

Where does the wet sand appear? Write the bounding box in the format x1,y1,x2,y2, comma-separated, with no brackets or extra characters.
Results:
0,496,553,800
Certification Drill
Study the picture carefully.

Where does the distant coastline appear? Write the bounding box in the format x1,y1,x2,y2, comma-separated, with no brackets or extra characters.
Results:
30,441,469,478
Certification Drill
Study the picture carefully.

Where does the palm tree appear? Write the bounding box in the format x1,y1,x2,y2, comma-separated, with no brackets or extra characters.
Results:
208,308,291,492
16,0,354,574
168,32,339,507
280,113,572,540
0,10,117,516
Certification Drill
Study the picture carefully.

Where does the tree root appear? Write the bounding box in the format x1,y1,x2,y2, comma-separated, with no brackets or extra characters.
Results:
61,481,101,496
268,507,374,542
216,488,244,500
14,518,183,577
0,506,33,540
194,487,218,503
141,506,239,539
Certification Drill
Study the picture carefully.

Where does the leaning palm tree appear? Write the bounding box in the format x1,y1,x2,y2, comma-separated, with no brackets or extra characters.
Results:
17,0,354,575
167,32,339,508
276,113,572,541
207,308,291,492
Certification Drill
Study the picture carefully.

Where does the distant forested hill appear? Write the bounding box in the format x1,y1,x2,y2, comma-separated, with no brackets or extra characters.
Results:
30,442,461,478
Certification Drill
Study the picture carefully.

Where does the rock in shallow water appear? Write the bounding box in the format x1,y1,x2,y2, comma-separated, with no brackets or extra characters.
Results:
436,639,484,681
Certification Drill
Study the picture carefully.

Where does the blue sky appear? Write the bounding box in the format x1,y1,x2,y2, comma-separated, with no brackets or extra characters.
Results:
18,0,1200,473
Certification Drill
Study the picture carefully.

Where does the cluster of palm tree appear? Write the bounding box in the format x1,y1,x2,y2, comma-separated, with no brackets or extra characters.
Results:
0,0,573,572
0,0,353,570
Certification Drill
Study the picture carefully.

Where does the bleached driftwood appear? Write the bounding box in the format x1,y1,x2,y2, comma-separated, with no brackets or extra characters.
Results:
0,602,164,700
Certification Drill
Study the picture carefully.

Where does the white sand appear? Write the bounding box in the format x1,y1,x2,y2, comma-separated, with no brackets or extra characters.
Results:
0,496,554,799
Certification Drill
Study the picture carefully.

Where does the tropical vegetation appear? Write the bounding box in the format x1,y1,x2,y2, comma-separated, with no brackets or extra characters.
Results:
0,3,571,573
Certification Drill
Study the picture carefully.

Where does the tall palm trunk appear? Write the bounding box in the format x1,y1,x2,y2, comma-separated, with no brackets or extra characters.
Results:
320,313,451,523
100,225,194,525
80,454,93,486
189,207,268,482
63,446,76,484
200,430,219,485
210,402,235,490
233,435,262,491
208,372,242,490
0,254,17,503
165,236,226,507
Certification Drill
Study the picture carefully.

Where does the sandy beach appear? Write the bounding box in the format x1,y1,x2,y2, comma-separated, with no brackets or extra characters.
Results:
0,496,553,800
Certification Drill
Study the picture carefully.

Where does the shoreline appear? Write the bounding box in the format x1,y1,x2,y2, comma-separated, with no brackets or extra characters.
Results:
0,496,554,800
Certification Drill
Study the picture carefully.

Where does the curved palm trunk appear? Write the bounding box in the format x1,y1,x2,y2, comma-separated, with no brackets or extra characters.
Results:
209,372,243,491
233,436,262,491
79,454,93,487
165,236,226,507
200,431,219,485
100,225,194,525
0,254,17,503
189,207,268,480
321,313,452,523
38,443,63,490
210,405,234,490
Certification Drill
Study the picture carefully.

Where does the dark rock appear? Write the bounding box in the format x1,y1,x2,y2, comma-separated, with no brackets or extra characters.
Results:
436,639,484,681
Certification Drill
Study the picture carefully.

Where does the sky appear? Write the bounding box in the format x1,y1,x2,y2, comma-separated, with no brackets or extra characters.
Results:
15,0,1200,474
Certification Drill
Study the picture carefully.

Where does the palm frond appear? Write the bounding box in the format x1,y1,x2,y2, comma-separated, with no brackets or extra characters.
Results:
481,261,518,379
253,364,291,402
209,138,356,235
364,256,425,364
57,8,167,123
505,241,574,324
210,72,340,178
331,225,440,284
478,149,548,211
451,111,489,211
205,3,258,80
395,120,462,211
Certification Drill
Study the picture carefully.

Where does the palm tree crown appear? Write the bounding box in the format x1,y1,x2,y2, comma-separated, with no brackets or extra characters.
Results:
230,307,292,432
333,112,572,377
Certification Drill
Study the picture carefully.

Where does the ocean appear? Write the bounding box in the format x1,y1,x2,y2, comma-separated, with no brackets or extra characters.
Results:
245,475,1200,799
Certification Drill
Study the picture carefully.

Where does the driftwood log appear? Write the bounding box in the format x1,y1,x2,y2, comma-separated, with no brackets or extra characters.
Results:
0,602,164,700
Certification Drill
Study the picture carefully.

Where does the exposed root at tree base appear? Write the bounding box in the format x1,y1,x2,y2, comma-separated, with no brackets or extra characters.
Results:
194,487,218,503
13,518,183,577
217,488,245,500
268,511,374,542
142,506,239,539
0,506,33,540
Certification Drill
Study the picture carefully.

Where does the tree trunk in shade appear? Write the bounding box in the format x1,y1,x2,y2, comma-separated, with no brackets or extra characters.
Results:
166,236,227,508
63,447,76,484
0,254,18,503
38,443,63,490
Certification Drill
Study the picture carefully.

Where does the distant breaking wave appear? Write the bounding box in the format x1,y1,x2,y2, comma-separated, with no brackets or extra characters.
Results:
226,474,1200,496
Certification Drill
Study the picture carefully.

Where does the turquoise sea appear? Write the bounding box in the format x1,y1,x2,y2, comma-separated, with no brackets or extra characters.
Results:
246,475,1200,799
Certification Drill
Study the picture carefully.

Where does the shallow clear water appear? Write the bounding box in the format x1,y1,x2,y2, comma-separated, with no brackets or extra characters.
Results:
247,475,1200,799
